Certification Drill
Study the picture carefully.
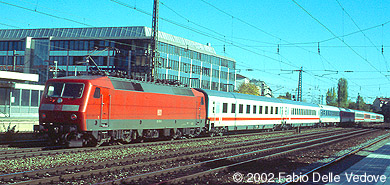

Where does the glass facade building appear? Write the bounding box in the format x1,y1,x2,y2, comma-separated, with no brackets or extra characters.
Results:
0,26,236,91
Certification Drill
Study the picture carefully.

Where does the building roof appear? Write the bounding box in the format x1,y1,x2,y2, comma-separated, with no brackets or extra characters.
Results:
0,26,234,61
0,71,39,82
236,74,247,79
376,97,390,103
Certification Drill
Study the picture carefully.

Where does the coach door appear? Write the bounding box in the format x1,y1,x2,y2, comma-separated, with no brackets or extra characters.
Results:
211,101,221,125
99,88,111,128
280,107,286,124
196,97,204,124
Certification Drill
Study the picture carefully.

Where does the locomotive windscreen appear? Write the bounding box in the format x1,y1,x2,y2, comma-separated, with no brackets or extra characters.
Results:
46,82,84,98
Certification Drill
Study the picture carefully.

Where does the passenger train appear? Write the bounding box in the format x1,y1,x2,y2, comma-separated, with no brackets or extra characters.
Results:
37,75,384,147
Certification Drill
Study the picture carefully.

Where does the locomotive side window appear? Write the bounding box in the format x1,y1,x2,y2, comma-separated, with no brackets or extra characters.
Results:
93,87,101,98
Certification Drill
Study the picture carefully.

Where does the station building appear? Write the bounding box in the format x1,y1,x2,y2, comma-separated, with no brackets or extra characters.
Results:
0,26,236,92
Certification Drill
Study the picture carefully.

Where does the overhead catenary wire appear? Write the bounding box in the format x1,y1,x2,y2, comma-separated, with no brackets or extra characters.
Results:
292,0,390,82
335,0,389,71
0,0,387,101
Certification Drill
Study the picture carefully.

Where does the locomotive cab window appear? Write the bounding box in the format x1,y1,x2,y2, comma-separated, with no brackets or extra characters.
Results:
46,82,84,98
93,87,101,98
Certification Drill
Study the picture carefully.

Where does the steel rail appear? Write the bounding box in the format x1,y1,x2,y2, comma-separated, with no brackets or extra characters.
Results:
157,130,377,185
282,133,390,185
0,128,334,160
2,129,351,184
97,130,374,184
0,129,343,184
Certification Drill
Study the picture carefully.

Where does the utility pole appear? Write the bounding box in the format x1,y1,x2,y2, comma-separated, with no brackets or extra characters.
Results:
357,93,360,110
150,0,159,81
296,67,303,101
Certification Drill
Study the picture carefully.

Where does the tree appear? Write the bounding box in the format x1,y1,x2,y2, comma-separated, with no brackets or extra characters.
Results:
337,78,348,108
326,87,337,106
236,82,260,96
277,92,292,100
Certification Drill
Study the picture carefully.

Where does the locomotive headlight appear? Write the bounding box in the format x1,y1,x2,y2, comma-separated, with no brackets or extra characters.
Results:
41,113,46,119
70,114,77,120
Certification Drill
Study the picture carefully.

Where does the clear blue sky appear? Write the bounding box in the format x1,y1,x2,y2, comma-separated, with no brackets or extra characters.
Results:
0,0,389,104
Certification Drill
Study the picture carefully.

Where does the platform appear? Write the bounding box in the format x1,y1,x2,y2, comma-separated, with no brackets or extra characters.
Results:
0,117,38,133
326,142,390,184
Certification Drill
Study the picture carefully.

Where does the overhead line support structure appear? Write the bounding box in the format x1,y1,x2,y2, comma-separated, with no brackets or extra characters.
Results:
151,0,159,81
297,67,303,102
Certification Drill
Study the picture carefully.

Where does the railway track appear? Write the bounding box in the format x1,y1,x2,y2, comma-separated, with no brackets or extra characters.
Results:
281,132,390,185
0,128,369,184
114,129,375,184
0,128,322,160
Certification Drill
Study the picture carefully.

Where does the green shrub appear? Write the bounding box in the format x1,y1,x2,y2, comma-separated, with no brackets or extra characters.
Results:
2,123,19,141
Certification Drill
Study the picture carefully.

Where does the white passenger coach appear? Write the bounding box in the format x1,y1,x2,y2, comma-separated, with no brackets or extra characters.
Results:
199,89,320,132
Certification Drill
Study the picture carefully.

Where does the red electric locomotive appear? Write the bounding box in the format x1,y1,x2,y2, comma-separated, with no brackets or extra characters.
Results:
38,76,207,147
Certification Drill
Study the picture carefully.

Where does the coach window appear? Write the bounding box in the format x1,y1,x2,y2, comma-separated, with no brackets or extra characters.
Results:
246,105,251,114
222,103,228,113
231,103,236,113
239,104,244,114
93,87,101,98
275,107,278,114
259,106,263,114
253,105,257,114
270,106,273,114
265,106,268,114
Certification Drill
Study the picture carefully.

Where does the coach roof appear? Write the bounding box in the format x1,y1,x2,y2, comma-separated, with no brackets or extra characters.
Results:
200,89,320,108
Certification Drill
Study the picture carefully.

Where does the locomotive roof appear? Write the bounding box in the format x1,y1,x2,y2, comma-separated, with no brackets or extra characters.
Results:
108,77,194,97
199,89,320,108
50,76,194,97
